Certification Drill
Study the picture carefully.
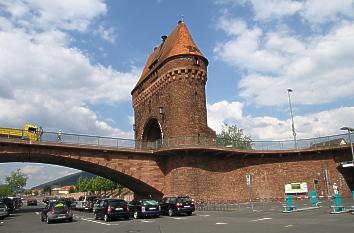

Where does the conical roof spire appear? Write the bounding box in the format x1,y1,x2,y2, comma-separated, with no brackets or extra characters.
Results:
133,21,206,90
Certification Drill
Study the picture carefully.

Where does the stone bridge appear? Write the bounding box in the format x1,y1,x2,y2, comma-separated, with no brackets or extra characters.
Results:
1,137,353,202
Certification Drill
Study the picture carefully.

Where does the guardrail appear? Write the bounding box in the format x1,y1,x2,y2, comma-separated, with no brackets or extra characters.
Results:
0,128,352,151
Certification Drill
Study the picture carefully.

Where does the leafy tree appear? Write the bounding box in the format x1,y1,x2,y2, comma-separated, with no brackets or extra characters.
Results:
217,124,252,149
5,169,28,193
43,185,51,195
68,186,75,193
0,184,13,196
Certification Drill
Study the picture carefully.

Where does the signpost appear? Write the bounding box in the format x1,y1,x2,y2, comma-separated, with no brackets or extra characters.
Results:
246,174,254,211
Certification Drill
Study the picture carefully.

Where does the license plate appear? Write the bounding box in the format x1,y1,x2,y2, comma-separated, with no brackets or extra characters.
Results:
184,205,190,208
149,207,156,210
57,216,66,219
115,207,123,210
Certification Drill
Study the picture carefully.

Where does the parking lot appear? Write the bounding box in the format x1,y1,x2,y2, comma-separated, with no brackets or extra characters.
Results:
1,200,353,233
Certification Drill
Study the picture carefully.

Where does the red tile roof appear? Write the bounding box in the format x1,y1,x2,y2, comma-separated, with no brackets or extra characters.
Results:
133,21,206,91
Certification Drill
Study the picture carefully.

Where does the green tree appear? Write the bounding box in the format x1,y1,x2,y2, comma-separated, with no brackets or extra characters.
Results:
5,169,28,193
217,124,252,149
43,185,51,195
68,186,75,193
0,184,13,196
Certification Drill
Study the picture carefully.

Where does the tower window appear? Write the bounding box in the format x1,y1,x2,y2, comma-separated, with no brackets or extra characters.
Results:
193,57,200,66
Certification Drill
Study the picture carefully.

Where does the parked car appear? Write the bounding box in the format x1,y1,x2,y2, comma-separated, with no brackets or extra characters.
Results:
93,198,129,222
75,195,98,212
0,197,15,214
160,196,195,216
0,202,9,220
40,201,73,224
129,199,160,219
27,199,38,206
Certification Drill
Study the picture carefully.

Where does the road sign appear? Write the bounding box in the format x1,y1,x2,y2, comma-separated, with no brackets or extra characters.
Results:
246,174,251,186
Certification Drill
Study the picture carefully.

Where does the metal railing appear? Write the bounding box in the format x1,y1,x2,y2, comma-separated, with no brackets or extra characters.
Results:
0,127,352,152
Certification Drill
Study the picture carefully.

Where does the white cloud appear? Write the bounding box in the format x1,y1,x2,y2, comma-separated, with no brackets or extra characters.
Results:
94,25,116,44
217,0,354,24
208,100,354,140
215,17,287,74
301,0,354,25
22,165,44,175
0,0,107,31
215,14,354,107
249,0,302,21
0,1,137,137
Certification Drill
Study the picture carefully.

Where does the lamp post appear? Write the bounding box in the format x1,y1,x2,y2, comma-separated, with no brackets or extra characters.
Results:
287,89,297,149
340,126,354,161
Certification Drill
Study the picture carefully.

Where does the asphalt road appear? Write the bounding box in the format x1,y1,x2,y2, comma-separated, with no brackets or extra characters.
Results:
1,202,353,233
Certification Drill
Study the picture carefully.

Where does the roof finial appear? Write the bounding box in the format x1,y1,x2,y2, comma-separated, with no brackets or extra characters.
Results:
178,15,184,24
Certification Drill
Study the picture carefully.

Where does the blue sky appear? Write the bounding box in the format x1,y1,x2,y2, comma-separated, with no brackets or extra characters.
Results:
1,0,354,187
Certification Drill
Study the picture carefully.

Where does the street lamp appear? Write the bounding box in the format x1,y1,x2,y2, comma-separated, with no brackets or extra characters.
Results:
287,89,297,149
340,126,354,162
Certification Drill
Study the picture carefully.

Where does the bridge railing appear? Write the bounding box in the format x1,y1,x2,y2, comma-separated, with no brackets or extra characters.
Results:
156,133,352,151
0,128,352,151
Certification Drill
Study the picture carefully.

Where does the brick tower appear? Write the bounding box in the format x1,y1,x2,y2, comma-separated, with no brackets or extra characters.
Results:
131,21,215,143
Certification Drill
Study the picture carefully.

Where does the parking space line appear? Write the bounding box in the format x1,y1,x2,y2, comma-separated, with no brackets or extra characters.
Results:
197,214,210,217
79,217,120,226
216,222,228,225
250,217,272,222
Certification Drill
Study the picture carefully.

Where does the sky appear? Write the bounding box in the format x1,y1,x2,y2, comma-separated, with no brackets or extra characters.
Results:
0,0,354,188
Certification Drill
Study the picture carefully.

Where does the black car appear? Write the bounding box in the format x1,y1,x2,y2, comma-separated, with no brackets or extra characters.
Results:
129,199,160,219
41,201,73,224
0,198,15,214
160,196,195,216
93,198,129,222
0,202,9,219
27,199,38,206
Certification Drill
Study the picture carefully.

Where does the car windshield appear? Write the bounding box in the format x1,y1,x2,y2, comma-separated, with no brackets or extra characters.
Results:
142,200,158,205
108,200,125,207
177,197,192,202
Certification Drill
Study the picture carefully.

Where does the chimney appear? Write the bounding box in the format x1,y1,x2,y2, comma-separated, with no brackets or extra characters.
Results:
161,35,167,42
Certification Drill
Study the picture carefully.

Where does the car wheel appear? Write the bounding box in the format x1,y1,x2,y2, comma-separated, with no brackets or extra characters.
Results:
0,216,4,220
168,208,174,217
40,216,44,222
94,213,99,220
187,212,192,216
104,214,109,222
133,211,139,219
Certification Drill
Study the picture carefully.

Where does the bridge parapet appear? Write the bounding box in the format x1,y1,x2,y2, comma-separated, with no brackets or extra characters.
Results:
0,128,353,152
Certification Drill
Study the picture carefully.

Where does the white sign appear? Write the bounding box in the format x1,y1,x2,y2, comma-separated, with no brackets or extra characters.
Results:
246,174,252,186
284,182,308,194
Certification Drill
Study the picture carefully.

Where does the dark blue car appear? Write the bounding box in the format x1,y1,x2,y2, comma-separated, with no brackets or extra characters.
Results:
129,199,160,219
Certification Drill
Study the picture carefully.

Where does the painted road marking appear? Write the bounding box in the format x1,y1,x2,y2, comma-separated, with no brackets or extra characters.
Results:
141,220,155,223
172,217,185,220
250,217,272,222
35,212,40,215
216,222,228,225
197,214,210,217
79,217,120,226
285,224,294,228
0,221,4,224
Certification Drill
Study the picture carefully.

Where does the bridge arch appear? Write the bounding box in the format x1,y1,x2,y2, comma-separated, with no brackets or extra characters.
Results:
0,142,164,199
